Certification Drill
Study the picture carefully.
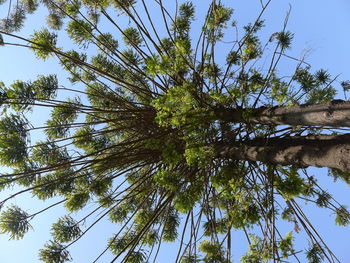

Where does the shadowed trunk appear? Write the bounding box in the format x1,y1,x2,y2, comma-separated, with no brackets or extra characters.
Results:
216,100,350,127
216,134,350,171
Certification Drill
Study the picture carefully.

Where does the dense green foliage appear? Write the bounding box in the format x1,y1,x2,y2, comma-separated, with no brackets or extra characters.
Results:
0,0,349,262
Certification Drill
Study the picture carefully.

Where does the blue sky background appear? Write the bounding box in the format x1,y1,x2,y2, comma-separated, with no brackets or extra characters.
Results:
0,0,350,262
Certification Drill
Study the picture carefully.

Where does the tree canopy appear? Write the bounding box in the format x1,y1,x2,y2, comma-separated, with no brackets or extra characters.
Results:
0,0,350,262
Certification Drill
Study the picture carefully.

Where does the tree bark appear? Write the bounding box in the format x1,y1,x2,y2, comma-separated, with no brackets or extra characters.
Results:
216,134,350,172
216,100,350,127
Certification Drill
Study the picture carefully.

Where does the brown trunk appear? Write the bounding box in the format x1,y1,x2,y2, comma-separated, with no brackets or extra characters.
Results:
216,134,350,172
216,100,350,127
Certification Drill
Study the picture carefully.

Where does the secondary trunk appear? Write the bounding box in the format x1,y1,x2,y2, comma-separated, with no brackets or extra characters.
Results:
215,100,350,127
216,134,350,172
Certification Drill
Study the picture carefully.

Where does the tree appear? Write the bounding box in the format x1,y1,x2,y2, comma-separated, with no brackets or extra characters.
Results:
0,0,349,262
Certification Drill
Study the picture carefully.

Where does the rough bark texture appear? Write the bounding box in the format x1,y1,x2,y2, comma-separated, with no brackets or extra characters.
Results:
216,100,350,127
216,134,350,172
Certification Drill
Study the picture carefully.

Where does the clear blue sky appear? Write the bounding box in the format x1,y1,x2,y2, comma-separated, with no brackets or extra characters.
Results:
1,0,350,262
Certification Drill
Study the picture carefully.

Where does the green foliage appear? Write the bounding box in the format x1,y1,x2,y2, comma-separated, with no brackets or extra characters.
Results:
278,232,294,258
51,216,81,243
225,51,240,65
0,1,349,263
60,50,88,82
242,35,262,61
172,2,195,38
46,13,63,30
12,161,39,187
162,208,179,242
1,74,58,112
240,235,271,263
22,0,39,13
72,126,94,150
30,28,57,59
0,114,28,167
39,241,72,263
184,144,214,168
161,142,183,164
270,76,290,105
126,251,146,263
31,141,69,166
172,175,205,213
31,169,76,200
315,69,331,84
228,199,260,229
293,67,315,92
306,243,324,263
315,191,331,208
307,85,336,104
341,80,350,91
63,0,81,17
66,20,93,46
211,162,245,198
6,80,35,111
152,83,209,128
108,232,136,254
123,27,142,46
179,2,195,20
113,0,136,10
0,130,27,167
142,229,158,246
281,206,294,222
33,74,58,99
97,33,118,53
0,114,27,137
275,167,305,200
154,167,181,192
335,205,350,226
329,168,350,185
293,67,336,103
0,205,31,239
180,255,199,263
276,31,294,50
210,5,233,27
203,218,228,236
109,204,131,223
82,0,109,8
8,5,26,32
199,240,229,263
64,191,90,212
45,98,79,139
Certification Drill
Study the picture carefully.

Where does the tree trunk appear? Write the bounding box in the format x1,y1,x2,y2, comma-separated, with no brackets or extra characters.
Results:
216,100,350,127
216,134,350,172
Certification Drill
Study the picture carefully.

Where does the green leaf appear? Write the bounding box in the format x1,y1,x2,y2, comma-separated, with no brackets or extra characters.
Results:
306,243,324,263
66,20,93,47
30,28,57,60
335,205,350,226
39,241,72,263
64,191,90,212
276,31,294,50
51,216,81,243
122,27,142,46
0,205,32,239
46,13,63,30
